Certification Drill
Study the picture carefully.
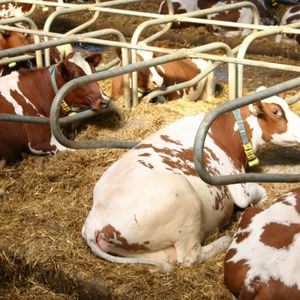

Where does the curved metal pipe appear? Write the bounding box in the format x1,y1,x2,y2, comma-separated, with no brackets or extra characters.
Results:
131,1,259,105
194,77,300,185
237,23,300,97
0,17,42,67
50,50,193,149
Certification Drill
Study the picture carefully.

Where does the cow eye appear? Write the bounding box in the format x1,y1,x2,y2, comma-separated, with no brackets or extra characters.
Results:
272,109,279,115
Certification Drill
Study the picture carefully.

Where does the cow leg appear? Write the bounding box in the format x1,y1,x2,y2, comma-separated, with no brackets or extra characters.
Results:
228,183,267,208
198,235,232,262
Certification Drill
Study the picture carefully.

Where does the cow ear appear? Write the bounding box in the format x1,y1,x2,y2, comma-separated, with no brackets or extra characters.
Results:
249,101,264,117
57,62,70,82
85,53,102,68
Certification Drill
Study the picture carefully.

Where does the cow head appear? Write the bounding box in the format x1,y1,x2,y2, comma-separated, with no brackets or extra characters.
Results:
0,30,33,50
54,51,110,111
247,88,300,149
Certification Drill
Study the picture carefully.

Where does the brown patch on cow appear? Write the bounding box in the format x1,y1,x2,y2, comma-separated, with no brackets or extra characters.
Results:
138,152,151,157
256,103,288,142
235,231,250,243
161,147,197,176
135,143,153,150
136,142,197,176
143,241,150,245
238,207,262,229
241,277,300,300
209,111,251,171
160,135,182,146
224,254,250,298
99,224,149,251
138,160,154,169
290,4,300,14
260,222,300,249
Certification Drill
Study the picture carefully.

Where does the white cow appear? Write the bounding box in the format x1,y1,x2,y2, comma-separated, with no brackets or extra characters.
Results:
82,90,300,271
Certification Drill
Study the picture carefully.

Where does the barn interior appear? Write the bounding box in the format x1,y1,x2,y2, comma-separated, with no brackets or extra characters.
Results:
0,0,300,299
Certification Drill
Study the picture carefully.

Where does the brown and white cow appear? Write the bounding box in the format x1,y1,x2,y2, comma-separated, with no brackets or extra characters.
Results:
224,188,300,299
158,0,277,36
111,44,216,102
276,5,300,44
82,90,300,271
0,29,34,76
0,51,110,167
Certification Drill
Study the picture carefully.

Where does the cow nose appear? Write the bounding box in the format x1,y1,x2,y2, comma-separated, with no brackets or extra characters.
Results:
101,97,110,108
91,96,110,110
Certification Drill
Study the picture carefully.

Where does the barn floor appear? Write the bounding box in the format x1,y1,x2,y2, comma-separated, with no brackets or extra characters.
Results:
1,1,300,299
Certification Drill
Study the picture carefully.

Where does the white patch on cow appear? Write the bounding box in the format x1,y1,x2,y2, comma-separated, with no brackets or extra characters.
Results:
50,134,69,152
228,192,300,292
0,3,24,17
0,72,39,115
158,0,198,13
28,143,49,155
69,52,92,75
208,2,254,37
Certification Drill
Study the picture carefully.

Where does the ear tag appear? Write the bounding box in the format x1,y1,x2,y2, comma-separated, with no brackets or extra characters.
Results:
9,62,16,68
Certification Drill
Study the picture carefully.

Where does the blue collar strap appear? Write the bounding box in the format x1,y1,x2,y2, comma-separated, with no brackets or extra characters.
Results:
232,109,259,167
48,65,75,115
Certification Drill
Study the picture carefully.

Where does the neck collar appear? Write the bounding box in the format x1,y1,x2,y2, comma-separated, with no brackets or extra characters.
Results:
232,109,259,167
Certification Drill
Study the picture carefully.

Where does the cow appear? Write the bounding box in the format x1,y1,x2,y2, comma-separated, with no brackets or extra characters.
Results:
224,188,300,299
0,27,73,76
82,89,300,271
158,0,278,36
0,29,34,76
276,5,300,44
0,51,111,168
111,43,216,102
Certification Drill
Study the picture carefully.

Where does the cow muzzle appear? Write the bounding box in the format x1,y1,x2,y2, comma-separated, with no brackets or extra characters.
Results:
91,97,110,110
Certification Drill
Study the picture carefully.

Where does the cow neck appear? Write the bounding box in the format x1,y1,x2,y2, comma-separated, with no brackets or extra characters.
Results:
16,68,59,117
232,108,259,168
208,107,253,171
48,64,74,117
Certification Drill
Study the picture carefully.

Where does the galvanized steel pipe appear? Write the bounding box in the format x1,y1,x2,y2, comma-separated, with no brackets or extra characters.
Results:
194,77,300,185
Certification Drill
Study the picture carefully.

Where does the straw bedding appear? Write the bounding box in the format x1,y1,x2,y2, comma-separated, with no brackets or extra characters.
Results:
1,1,300,299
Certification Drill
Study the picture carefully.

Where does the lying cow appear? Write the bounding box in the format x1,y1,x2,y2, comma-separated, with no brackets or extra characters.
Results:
82,90,300,270
0,29,34,76
111,44,216,102
276,5,300,44
158,0,277,36
224,188,300,299
0,51,110,167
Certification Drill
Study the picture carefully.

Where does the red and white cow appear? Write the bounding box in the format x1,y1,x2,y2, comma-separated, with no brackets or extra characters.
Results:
112,44,216,102
0,29,34,76
0,51,110,167
82,90,300,270
276,5,300,44
224,188,300,299
158,0,277,36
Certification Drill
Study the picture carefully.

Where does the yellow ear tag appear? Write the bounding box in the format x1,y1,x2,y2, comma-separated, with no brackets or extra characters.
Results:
42,6,49,11
243,143,260,167
8,62,16,68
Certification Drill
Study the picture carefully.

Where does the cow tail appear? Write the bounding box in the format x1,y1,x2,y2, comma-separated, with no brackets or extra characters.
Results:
88,239,173,272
